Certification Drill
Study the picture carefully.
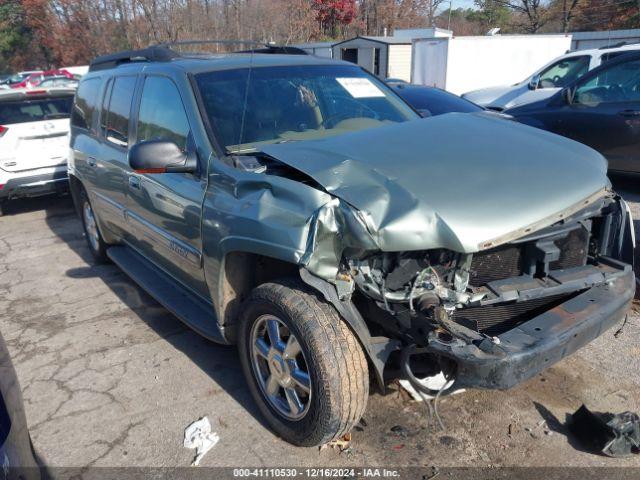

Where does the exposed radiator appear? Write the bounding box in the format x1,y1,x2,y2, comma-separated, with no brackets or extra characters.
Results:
469,227,589,288
452,293,575,336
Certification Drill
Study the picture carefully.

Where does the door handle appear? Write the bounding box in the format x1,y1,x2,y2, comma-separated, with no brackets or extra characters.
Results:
87,157,97,167
128,175,141,189
618,110,640,117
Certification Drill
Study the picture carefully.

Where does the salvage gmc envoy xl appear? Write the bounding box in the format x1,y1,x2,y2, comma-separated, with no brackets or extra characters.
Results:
68,43,636,447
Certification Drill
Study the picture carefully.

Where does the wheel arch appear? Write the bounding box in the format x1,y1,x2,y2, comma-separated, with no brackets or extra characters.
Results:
67,174,84,218
211,249,395,390
67,173,118,245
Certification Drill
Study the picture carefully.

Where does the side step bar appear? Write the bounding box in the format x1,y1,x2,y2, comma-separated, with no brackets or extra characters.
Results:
107,245,228,344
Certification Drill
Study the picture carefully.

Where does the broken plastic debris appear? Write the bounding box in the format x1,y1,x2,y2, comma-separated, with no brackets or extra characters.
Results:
568,404,640,457
183,416,220,466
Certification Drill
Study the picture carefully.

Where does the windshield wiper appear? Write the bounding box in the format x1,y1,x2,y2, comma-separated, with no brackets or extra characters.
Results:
225,138,300,155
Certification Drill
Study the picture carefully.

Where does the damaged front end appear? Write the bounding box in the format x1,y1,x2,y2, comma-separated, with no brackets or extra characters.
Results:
323,191,635,391
243,114,635,393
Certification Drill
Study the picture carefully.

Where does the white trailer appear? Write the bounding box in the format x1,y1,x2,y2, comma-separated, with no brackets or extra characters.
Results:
411,34,572,95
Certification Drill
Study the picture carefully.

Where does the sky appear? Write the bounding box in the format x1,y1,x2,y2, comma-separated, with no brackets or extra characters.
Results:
448,0,478,10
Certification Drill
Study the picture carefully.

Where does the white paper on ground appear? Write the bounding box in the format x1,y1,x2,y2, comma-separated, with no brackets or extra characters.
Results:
398,378,466,401
183,416,220,466
336,77,385,98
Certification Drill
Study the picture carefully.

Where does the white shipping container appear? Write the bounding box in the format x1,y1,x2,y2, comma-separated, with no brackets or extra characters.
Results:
412,35,572,95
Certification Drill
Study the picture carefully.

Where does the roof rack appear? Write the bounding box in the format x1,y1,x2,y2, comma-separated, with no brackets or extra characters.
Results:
89,40,308,72
89,46,177,72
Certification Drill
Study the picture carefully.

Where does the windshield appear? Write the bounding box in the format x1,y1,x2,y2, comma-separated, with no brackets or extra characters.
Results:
8,74,27,84
195,64,418,153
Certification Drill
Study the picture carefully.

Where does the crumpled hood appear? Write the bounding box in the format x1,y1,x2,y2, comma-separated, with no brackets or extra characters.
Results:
262,113,608,253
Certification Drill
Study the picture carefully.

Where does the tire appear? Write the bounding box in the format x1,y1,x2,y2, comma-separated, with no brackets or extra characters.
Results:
79,189,109,263
238,279,369,447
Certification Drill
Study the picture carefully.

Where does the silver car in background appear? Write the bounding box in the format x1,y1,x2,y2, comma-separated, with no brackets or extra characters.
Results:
463,43,640,110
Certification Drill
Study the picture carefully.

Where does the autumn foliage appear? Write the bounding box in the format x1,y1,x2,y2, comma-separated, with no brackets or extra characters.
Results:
0,0,638,72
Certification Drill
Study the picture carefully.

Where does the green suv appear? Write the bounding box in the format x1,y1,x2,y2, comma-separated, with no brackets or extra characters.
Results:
69,43,635,447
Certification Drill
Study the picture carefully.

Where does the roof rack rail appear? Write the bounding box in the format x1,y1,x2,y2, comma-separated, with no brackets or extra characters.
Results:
161,40,308,55
89,46,177,72
241,45,308,55
89,40,308,72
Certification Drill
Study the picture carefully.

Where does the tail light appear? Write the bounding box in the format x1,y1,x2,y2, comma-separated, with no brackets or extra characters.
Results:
0,126,7,137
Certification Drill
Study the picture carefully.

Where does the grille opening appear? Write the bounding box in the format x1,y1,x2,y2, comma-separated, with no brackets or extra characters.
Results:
452,292,579,336
469,227,590,288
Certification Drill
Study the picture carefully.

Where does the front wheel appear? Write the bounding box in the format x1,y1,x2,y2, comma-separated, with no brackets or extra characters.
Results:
238,279,369,446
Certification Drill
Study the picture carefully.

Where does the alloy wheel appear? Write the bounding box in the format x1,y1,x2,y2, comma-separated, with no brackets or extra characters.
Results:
250,314,312,420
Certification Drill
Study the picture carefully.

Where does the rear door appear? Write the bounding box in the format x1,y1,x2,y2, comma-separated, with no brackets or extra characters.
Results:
0,94,74,172
90,75,138,235
125,74,208,297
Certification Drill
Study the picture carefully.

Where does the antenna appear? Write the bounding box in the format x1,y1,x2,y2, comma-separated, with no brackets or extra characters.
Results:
237,47,254,149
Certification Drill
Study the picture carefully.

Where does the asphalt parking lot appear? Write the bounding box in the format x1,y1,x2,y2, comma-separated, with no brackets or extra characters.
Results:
1,179,639,470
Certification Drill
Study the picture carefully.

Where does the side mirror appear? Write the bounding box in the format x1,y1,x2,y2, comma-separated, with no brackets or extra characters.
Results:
128,140,197,174
417,109,432,118
528,74,541,90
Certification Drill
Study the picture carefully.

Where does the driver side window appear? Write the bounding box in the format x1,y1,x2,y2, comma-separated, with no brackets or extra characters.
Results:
574,58,640,106
539,56,590,88
137,76,191,151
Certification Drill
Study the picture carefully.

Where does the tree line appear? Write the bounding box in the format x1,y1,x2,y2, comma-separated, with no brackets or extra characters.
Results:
0,0,638,72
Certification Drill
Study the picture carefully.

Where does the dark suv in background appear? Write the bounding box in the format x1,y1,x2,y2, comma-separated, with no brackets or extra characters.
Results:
506,51,640,175
69,43,635,447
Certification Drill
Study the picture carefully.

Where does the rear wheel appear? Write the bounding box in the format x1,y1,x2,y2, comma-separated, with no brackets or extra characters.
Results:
238,279,369,446
79,189,109,263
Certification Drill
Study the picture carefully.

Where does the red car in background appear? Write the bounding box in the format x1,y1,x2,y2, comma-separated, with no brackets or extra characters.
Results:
11,69,74,89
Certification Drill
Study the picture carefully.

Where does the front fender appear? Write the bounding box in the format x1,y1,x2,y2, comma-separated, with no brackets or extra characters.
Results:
299,268,400,392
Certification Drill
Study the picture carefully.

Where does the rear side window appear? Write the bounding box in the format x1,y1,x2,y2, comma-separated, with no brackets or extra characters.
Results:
72,77,102,130
137,76,190,150
0,96,73,125
102,76,136,147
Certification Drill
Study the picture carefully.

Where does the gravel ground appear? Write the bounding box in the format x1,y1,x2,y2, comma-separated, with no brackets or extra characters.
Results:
0,181,639,471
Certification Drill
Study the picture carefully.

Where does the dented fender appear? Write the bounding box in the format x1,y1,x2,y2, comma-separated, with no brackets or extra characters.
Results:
201,160,382,329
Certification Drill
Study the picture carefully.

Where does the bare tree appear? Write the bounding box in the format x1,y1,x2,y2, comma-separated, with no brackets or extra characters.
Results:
561,0,580,32
493,0,549,32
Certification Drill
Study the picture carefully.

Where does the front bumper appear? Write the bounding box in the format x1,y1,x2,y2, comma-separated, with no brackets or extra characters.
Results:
426,266,635,390
0,170,68,200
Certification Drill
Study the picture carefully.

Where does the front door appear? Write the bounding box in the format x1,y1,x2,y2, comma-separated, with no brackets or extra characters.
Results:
550,56,640,173
125,75,208,298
